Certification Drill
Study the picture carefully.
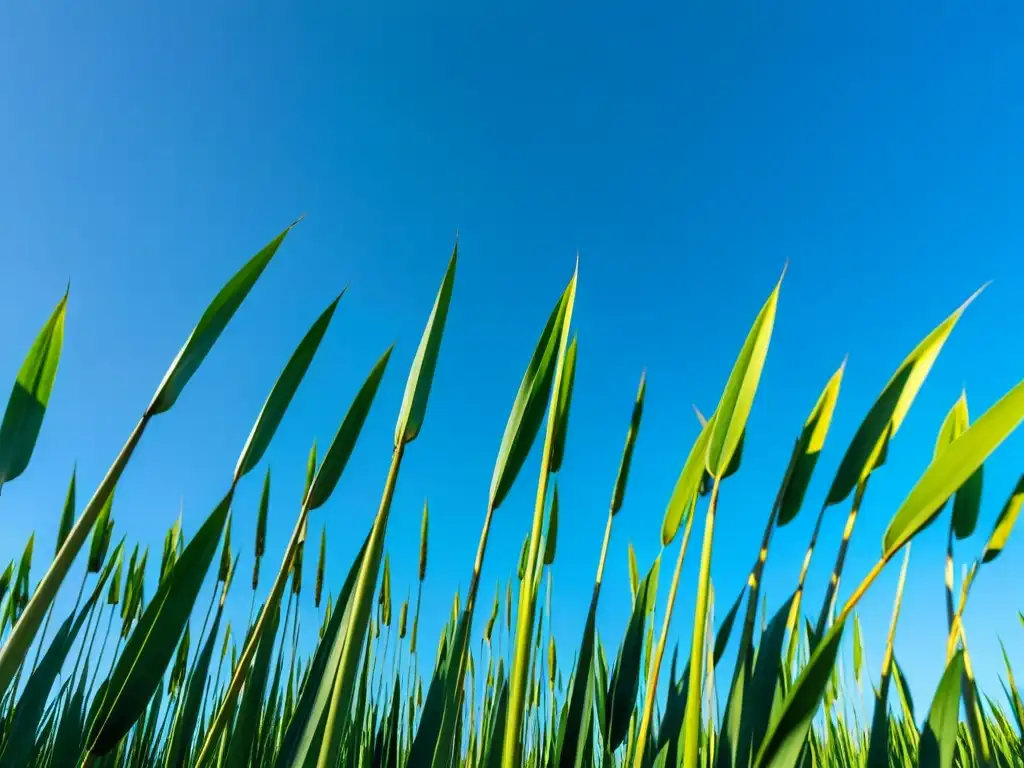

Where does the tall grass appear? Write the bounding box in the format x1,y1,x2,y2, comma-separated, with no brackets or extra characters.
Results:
0,222,1022,768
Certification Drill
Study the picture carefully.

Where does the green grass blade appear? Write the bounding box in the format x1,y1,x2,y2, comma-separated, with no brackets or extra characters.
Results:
164,607,223,768
274,534,369,768
549,333,578,474
706,270,782,477
0,288,67,487
149,223,296,415
304,347,393,511
394,243,457,447
0,543,118,767
86,493,231,756
234,291,343,481
488,279,573,513
754,619,846,768
918,650,965,768
981,474,1024,564
826,287,983,507
224,602,281,768
883,378,1024,557
611,372,646,516
662,417,715,545
777,362,844,526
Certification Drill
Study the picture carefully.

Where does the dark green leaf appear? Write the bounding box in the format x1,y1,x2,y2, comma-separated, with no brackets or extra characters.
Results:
86,493,231,756
235,292,343,480
395,244,457,446
149,224,296,415
0,289,67,486
305,346,393,510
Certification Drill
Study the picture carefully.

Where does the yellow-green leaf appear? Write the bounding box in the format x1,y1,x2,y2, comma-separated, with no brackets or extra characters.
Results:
706,272,782,477
662,416,715,545
778,362,845,526
826,287,983,506
882,378,1024,558
918,650,965,768
981,475,1024,564
395,243,457,446
549,333,578,474
489,274,575,512
0,289,67,486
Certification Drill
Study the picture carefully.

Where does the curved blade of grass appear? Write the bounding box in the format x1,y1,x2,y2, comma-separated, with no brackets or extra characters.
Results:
164,607,223,768
705,270,783,477
0,544,118,767
754,618,846,768
234,291,343,481
826,287,983,506
224,602,281,768
86,492,231,756
934,392,984,540
555,595,597,768
611,372,646,516
918,650,965,768
605,560,657,752
50,657,91,768
662,416,715,545
0,227,295,700
0,288,67,487
544,486,559,566
488,280,573,512
982,474,1024,564
502,265,577,768
274,534,368,768
778,362,844,526
304,347,393,511
731,594,796,767
149,223,296,415
394,242,457,446
56,466,76,553
549,333,578,474
883,378,1024,557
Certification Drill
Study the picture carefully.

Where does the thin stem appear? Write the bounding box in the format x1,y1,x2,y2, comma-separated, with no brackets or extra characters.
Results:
681,476,722,768
815,480,868,639
632,506,696,768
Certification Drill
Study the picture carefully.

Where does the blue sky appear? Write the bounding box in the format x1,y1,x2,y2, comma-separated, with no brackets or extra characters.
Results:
1,0,1023,711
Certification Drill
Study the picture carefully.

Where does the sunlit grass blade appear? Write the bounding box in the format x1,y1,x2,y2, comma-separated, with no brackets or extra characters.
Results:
705,267,782,477
918,651,965,768
826,287,984,507
883,378,1024,557
502,264,577,768
981,474,1024,564
549,333,578,474
777,362,844,526
0,287,67,488
0,226,298,700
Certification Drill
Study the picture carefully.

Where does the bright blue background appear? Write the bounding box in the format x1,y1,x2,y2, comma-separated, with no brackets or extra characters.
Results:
2,0,1023,714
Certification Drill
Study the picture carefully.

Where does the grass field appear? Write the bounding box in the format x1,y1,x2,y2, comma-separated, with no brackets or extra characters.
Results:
0,222,1022,768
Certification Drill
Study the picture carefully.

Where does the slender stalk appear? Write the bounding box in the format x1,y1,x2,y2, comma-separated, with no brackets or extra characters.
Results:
317,444,405,768
501,459,557,768
681,477,722,768
632,505,697,768
815,479,868,639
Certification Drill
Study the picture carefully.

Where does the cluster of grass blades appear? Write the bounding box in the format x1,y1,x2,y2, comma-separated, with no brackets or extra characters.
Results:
0,220,1022,768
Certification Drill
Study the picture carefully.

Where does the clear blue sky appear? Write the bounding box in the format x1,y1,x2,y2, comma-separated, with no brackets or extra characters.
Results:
1,1,1023,710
